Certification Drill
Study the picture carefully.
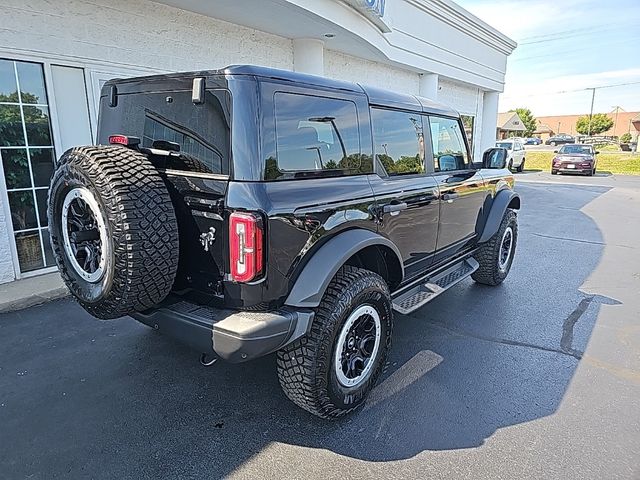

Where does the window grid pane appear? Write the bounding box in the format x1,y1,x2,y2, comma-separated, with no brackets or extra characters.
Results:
0,59,53,274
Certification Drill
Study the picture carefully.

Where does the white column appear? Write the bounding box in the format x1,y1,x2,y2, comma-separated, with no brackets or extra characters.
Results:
479,91,499,155
419,73,438,100
293,38,324,76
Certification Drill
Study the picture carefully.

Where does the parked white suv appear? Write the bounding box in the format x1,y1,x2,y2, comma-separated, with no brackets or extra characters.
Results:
496,139,526,172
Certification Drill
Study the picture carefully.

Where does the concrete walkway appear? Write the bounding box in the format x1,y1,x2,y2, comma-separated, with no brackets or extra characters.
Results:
0,272,68,313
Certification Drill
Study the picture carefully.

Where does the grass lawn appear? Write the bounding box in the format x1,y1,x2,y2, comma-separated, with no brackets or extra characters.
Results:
523,151,640,175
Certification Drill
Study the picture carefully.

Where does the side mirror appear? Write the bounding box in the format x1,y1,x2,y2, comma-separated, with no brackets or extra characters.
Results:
482,147,507,169
553,150,558,153
595,151,600,154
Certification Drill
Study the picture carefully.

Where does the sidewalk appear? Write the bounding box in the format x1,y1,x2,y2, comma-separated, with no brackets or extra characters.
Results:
0,272,68,314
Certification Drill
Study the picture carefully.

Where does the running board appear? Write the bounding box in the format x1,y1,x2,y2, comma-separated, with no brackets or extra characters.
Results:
392,257,479,314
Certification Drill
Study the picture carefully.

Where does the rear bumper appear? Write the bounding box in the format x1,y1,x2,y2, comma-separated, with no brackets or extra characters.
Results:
132,300,314,363
556,166,592,174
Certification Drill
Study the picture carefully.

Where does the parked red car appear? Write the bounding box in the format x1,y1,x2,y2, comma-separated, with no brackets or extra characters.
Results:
551,144,599,176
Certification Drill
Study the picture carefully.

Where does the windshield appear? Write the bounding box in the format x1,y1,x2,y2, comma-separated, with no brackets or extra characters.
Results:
559,145,592,155
496,142,513,150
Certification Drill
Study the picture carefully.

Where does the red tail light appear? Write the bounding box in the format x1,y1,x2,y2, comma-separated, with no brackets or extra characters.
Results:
108,135,140,147
229,212,263,282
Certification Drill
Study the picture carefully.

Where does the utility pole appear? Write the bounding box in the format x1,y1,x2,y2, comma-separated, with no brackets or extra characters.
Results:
612,106,621,137
586,87,596,137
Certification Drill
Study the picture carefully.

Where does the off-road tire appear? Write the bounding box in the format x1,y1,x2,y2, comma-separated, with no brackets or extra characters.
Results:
277,266,393,419
48,145,179,319
472,209,517,286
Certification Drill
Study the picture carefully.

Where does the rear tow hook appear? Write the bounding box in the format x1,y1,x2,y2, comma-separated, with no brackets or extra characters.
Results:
200,353,218,367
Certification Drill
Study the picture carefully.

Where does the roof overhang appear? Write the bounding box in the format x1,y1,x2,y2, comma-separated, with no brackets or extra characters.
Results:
151,0,516,92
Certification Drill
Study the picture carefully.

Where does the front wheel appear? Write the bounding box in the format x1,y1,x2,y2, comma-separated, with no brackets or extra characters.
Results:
472,209,518,286
517,159,525,172
277,266,393,419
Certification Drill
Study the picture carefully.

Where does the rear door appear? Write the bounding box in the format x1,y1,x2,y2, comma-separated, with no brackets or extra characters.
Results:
427,115,486,258
368,107,440,281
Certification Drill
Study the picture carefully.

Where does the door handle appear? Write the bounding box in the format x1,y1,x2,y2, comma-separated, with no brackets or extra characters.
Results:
441,193,459,203
382,202,408,214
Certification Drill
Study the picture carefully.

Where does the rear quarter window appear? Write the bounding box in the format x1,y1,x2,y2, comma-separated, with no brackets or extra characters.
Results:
266,92,370,180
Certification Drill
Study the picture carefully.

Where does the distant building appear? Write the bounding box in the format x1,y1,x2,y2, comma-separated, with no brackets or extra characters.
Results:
533,123,554,141
535,110,640,138
496,112,526,139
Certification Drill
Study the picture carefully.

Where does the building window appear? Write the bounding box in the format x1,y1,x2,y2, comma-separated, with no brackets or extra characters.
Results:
269,92,368,180
0,59,56,273
428,116,468,172
371,108,425,176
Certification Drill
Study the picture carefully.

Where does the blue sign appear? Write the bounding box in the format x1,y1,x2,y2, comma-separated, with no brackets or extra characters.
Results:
363,0,385,18
342,0,390,32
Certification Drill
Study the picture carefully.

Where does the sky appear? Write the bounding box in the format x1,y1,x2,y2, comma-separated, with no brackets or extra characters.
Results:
455,0,640,116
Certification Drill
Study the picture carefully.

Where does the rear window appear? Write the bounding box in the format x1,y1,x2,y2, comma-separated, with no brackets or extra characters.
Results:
559,145,593,154
99,88,231,176
267,92,370,180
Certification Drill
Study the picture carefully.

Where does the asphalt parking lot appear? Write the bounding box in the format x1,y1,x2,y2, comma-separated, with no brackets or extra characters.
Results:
1,177,639,479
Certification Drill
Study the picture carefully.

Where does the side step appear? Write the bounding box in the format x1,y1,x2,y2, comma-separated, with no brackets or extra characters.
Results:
392,257,479,314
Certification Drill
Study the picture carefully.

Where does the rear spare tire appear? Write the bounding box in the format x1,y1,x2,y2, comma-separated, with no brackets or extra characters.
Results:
48,146,179,319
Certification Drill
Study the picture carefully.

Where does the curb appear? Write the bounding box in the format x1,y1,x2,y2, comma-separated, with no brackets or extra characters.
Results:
0,286,69,314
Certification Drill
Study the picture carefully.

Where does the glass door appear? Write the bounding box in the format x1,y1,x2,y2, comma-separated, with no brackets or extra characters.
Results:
0,59,56,273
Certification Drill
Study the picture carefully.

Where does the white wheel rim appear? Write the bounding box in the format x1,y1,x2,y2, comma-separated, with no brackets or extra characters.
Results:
61,187,109,283
498,226,514,272
334,304,382,388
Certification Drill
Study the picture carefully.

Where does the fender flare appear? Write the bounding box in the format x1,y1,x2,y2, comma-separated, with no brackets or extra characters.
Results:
478,189,521,243
285,229,404,308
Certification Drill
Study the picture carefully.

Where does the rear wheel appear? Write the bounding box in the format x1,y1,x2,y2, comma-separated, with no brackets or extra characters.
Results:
472,209,517,286
551,169,558,175
277,266,393,418
48,146,179,319
550,141,556,146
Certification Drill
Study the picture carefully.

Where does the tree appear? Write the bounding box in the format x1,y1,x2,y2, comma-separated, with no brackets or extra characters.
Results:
509,108,537,137
620,132,632,144
575,113,613,136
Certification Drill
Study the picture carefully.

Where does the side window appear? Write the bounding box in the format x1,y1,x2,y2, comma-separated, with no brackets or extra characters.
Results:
268,92,369,180
428,116,469,172
371,108,424,176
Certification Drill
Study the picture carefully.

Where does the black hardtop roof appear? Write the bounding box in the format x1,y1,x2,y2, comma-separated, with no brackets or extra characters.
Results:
104,64,459,117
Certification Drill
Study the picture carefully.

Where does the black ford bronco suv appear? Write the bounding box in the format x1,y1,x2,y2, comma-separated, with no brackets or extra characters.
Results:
48,65,519,419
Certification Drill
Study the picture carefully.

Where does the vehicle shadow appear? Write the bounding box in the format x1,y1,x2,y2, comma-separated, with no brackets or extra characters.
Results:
0,184,618,478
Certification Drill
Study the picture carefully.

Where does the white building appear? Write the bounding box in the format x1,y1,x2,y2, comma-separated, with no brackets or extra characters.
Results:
0,0,516,283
